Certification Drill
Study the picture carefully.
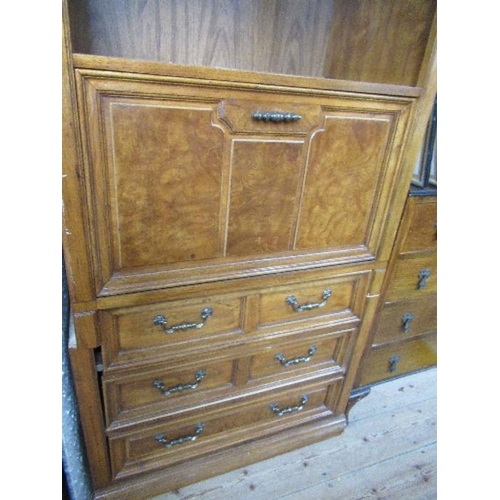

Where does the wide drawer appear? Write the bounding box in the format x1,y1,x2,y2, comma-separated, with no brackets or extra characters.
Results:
101,295,245,369
372,295,437,346
359,333,437,386
108,379,342,480
400,197,437,254
385,254,437,302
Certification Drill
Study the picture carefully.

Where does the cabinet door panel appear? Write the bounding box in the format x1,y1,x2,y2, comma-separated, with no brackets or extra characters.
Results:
78,73,411,295
227,139,303,256
107,102,224,269
296,112,392,250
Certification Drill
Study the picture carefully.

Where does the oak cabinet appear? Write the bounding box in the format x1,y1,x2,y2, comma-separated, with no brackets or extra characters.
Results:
63,1,436,498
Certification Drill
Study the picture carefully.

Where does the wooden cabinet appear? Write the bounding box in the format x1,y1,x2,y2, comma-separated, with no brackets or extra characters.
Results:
357,194,437,387
63,1,436,498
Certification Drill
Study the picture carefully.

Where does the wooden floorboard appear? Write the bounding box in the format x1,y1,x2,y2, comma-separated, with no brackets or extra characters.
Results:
149,367,437,500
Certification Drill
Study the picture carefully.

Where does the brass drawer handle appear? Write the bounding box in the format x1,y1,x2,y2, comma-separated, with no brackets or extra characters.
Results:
417,269,432,290
275,345,317,367
401,313,414,333
252,111,301,122
152,370,207,396
270,395,309,416
388,355,401,373
155,423,205,448
286,288,332,313
153,307,213,334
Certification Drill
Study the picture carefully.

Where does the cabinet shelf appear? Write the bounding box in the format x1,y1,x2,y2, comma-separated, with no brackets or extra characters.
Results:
68,0,436,89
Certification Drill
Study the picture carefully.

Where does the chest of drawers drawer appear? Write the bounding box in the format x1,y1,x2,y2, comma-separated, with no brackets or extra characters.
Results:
385,254,437,302
399,197,437,253
358,333,436,386
372,295,437,346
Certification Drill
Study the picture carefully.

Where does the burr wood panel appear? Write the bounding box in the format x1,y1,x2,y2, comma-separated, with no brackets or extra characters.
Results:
226,139,304,256
295,112,393,251
106,102,224,268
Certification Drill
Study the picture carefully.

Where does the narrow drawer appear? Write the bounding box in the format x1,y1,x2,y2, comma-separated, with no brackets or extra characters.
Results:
101,296,245,369
248,326,356,385
217,98,321,136
372,295,437,346
359,333,437,386
103,357,237,427
256,273,368,331
108,379,342,480
385,254,437,302
400,198,437,254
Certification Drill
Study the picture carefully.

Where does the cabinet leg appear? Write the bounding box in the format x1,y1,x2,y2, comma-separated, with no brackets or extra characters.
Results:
345,386,371,424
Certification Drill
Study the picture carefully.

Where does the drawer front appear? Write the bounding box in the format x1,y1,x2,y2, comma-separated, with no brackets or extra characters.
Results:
218,98,322,136
256,274,368,331
372,295,437,346
101,296,245,369
248,327,356,384
359,334,437,386
78,72,412,295
108,379,342,480
400,198,437,254
385,255,437,302
103,357,237,427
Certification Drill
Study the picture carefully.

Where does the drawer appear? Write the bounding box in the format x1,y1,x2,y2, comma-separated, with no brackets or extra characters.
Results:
400,198,437,254
372,295,437,346
217,98,321,135
256,274,368,332
359,333,437,386
248,326,356,385
103,357,237,427
101,296,245,369
108,379,342,480
385,254,437,302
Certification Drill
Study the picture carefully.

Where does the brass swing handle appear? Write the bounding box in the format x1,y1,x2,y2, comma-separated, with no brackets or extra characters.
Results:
252,111,301,122
152,370,207,396
275,345,317,367
270,395,309,417
286,289,332,313
155,423,204,448
153,307,213,334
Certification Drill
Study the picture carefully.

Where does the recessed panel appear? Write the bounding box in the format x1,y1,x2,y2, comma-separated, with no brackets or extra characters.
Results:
226,140,303,256
108,103,224,268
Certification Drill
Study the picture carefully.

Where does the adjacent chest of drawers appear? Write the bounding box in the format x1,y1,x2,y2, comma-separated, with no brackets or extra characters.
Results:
357,194,437,387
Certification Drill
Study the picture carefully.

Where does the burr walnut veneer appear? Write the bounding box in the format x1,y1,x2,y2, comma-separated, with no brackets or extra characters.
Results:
62,2,437,498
